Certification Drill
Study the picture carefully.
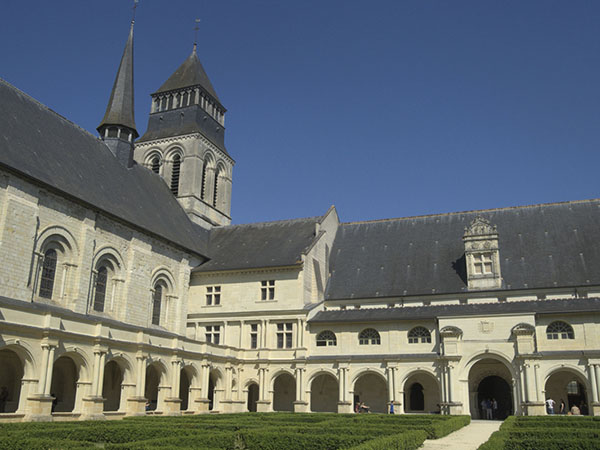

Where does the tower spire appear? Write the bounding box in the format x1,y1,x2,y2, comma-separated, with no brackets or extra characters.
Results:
97,19,138,166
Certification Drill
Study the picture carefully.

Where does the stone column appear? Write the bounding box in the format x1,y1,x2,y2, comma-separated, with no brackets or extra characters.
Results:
25,343,56,421
593,364,600,416
589,364,599,403
126,354,147,416
81,348,106,420
256,367,270,412
293,367,308,412
164,359,182,415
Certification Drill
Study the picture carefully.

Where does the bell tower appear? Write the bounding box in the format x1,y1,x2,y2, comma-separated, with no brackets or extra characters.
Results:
134,44,233,229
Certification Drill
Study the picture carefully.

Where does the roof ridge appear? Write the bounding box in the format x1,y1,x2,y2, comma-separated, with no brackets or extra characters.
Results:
223,215,323,229
341,198,600,226
0,78,108,147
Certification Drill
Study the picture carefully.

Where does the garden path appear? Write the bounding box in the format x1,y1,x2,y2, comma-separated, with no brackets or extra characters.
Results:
419,419,501,450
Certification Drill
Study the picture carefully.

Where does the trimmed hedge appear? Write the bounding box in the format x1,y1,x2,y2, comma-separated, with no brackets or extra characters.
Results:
478,416,600,450
0,413,470,450
343,430,428,450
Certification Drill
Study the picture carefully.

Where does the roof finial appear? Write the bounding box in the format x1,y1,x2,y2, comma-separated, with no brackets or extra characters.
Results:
132,0,139,24
193,18,200,53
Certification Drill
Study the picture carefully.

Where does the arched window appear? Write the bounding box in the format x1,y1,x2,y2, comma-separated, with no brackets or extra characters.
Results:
546,321,574,340
151,156,160,174
39,249,57,299
213,167,220,207
359,328,380,345
200,160,208,200
316,331,337,347
408,326,431,344
93,266,108,312
171,155,181,196
152,284,162,326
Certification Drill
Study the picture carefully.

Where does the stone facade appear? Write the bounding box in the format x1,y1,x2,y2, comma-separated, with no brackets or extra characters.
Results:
1,24,600,423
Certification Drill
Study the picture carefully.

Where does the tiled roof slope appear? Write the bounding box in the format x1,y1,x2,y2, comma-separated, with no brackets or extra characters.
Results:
0,79,208,257
311,297,600,323
194,216,321,272
327,200,600,300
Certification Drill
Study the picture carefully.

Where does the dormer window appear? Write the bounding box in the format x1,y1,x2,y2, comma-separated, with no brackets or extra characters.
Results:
463,217,501,290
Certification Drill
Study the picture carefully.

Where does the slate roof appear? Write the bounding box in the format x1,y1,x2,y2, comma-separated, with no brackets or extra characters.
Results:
193,216,322,273
0,78,209,257
327,200,600,300
154,47,222,106
310,297,600,323
97,22,137,135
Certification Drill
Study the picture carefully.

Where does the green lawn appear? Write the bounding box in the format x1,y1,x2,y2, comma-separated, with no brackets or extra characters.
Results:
0,413,470,450
479,416,600,450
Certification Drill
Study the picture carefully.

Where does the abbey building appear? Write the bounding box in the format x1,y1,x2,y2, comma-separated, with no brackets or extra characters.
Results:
1,21,600,422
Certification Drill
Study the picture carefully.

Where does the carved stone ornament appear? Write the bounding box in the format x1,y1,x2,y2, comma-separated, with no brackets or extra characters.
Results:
464,216,497,238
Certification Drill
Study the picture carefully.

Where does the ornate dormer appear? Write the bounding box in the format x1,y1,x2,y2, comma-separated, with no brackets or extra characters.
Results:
463,217,502,290
134,45,233,229
97,22,138,167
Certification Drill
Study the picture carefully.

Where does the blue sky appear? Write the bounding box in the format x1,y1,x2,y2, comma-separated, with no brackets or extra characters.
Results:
2,1,599,224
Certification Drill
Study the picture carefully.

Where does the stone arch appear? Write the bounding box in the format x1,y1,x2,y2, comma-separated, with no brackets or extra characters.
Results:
90,247,125,315
150,267,176,327
164,145,185,160
352,369,388,413
143,148,163,173
213,161,228,209
309,372,338,413
544,365,591,415
145,360,167,412
246,382,259,412
0,346,28,413
180,364,197,411
307,368,338,386
35,226,79,302
402,369,441,413
272,372,296,412
103,360,123,412
201,151,216,203
208,367,223,411
50,349,90,413
466,354,515,419
0,340,37,379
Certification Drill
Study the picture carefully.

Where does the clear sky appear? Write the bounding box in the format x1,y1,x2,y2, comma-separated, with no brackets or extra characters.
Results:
2,1,599,225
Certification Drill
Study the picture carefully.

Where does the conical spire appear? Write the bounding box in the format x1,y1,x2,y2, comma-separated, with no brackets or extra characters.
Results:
97,22,138,137
154,45,221,103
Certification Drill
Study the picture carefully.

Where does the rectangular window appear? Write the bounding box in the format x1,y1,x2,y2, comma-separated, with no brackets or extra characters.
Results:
250,323,258,349
276,323,293,349
205,325,220,345
261,280,275,301
206,286,221,306
473,253,493,275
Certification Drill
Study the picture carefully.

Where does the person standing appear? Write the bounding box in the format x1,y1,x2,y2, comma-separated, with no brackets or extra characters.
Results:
559,399,566,414
546,397,555,415
486,399,493,420
492,398,498,419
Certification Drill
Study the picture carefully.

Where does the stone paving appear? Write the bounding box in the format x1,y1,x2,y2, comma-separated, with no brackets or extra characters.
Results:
420,419,502,450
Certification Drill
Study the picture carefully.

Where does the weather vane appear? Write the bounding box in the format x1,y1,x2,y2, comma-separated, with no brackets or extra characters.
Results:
194,18,201,47
132,0,139,23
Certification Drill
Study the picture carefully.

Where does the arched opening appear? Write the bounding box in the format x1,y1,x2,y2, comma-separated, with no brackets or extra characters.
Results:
208,373,217,411
145,364,161,411
545,370,590,415
151,156,160,174
170,154,181,196
93,266,108,312
353,372,388,413
151,283,163,326
310,373,338,412
273,373,295,412
50,356,78,412
247,383,259,412
403,372,440,413
200,160,208,200
39,248,58,298
180,368,191,411
468,358,514,419
409,383,424,411
213,166,220,207
0,349,24,413
102,361,123,412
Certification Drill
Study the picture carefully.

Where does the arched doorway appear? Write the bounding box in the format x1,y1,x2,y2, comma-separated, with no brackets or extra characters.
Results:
145,364,161,411
50,356,78,412
353,372,388,413
247,383,259,412
180,367,192,411
468,358,514,419
310,373,338,412
273,373,295,411
403,372,441,413
102,361,123,411
545,370,590,415
0,349,24,413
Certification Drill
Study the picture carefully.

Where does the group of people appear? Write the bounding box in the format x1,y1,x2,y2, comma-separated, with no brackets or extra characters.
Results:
480,397,498,419
546,397,587,415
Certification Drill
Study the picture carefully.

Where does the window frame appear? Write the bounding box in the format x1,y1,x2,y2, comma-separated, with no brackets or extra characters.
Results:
359,328,381,345
316,330,337,347
205,325,221,345
250,323,258,349
546,321,575,340
206,286,221,306
408,326,432,344
276,322,293,349
39,248,58,299
261,280,275,301
93,266,109,312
